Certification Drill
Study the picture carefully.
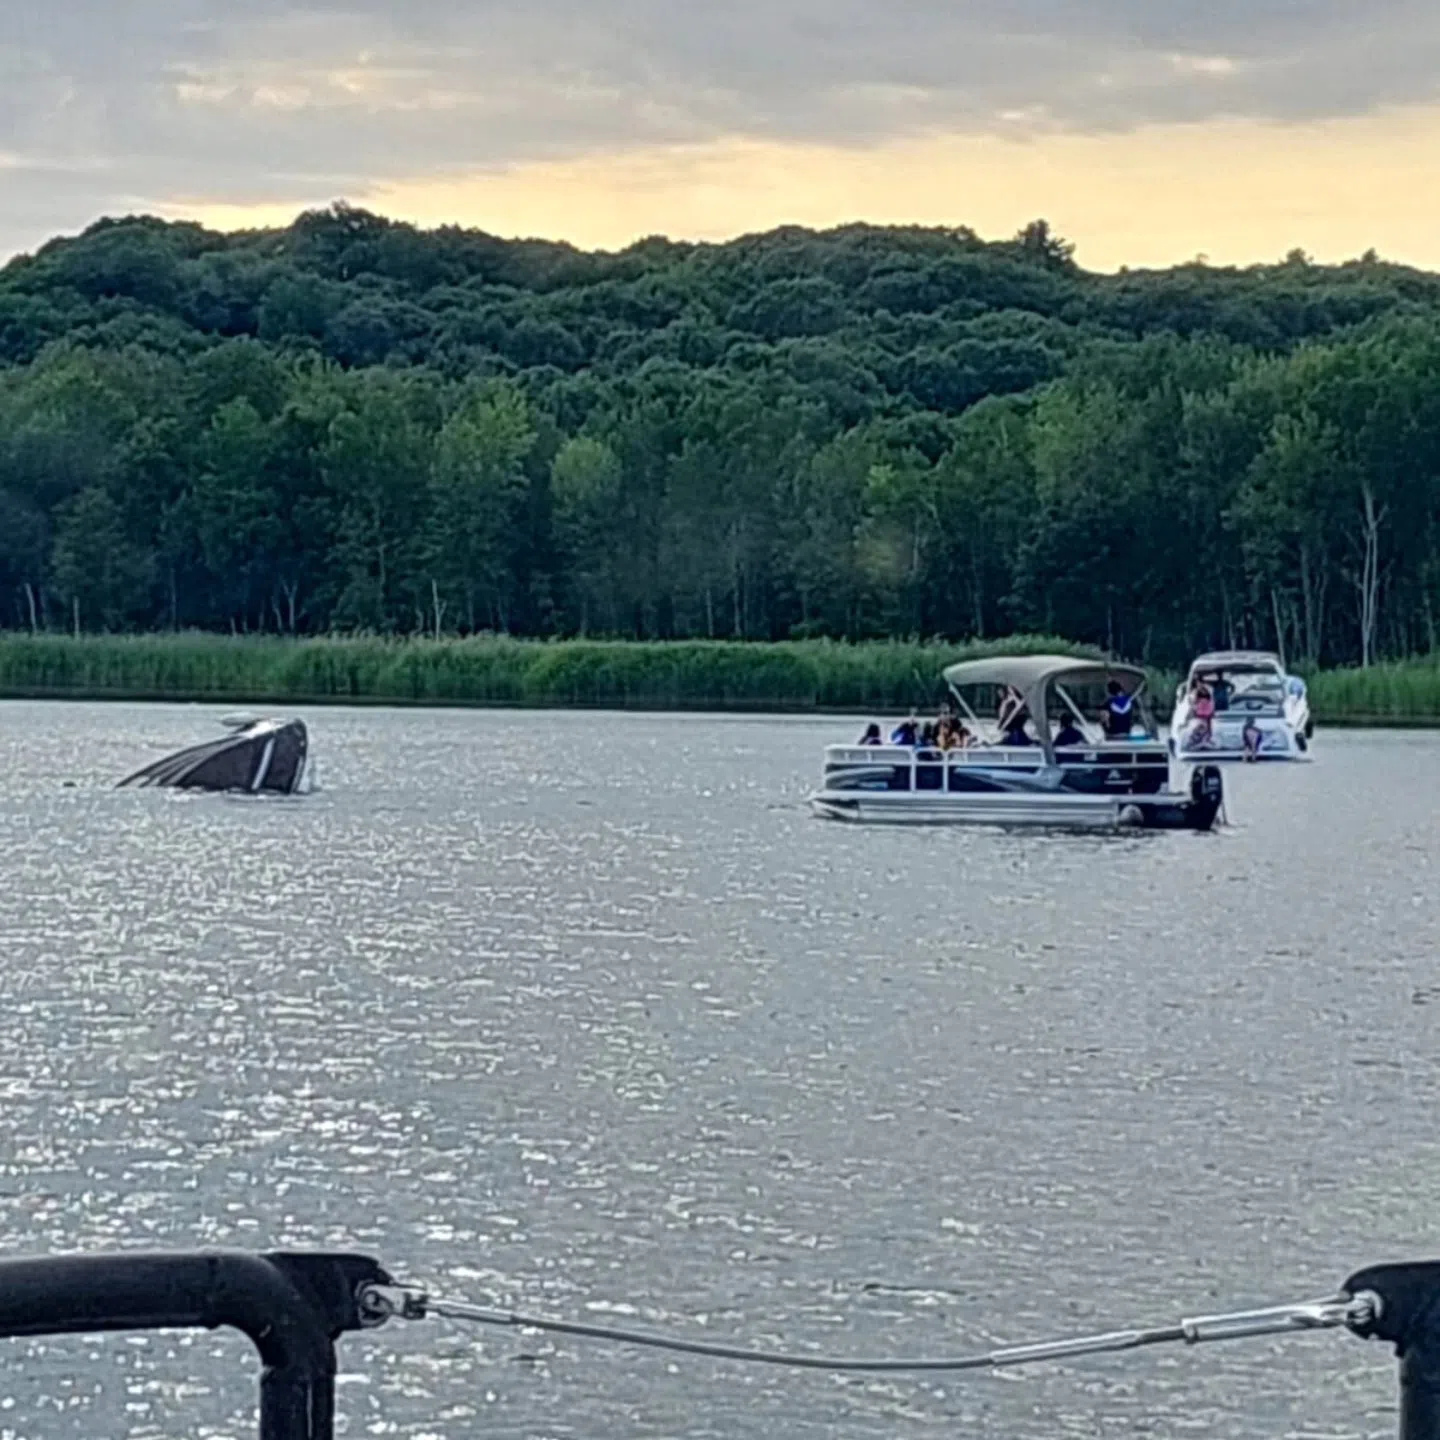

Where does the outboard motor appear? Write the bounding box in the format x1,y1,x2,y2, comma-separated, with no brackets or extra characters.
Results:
1188,763,1224,830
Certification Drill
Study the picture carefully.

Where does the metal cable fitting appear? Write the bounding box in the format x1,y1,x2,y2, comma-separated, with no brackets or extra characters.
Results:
354,1279,1381,1375
357,1282,430,1327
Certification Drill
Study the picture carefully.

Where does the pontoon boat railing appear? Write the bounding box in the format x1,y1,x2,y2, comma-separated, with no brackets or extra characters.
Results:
2,1249,1439,1439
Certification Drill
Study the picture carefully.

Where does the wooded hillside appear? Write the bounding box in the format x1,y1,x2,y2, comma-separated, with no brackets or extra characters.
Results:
3,206,1437,667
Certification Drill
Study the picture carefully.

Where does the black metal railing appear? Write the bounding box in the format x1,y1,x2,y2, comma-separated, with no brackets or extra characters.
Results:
1,1249,1438,1439
0,1250,391,1440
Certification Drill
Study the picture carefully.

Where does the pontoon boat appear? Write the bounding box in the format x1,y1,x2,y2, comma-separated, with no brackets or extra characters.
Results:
1169,651,1312,762
811,655,1223,830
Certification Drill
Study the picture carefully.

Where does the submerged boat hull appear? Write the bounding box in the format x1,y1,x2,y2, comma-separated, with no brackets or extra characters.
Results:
118,718,310,795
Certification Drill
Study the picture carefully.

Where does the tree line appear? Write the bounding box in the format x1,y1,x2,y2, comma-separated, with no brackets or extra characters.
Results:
1,205,1439,668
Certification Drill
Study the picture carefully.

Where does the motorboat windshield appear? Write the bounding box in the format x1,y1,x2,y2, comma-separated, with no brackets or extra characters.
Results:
1185,651,1285,686
1183,651,1295,718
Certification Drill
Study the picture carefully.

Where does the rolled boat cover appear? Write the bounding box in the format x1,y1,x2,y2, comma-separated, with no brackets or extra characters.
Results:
118,718,308,794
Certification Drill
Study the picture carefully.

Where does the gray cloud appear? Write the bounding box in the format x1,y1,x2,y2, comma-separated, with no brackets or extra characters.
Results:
2,1,1438,254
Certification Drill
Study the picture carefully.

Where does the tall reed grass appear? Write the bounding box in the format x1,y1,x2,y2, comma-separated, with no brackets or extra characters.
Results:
0,633,1096,712
0,633,1435,721
1304,656,1440,724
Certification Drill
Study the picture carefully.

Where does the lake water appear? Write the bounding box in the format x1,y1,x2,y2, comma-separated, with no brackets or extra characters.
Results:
1,702,1438,1440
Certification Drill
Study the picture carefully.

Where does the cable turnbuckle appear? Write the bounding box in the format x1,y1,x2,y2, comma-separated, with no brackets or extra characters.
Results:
358,1281,430,1327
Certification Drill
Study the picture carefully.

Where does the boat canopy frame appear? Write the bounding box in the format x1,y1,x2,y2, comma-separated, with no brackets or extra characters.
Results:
941,655,1153,766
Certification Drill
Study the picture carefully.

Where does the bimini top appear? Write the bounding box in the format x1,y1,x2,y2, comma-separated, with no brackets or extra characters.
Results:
1186,650,1284,678
942,654,1146,696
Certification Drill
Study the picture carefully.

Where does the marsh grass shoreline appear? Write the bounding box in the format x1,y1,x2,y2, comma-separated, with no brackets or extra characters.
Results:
0,634,1437,726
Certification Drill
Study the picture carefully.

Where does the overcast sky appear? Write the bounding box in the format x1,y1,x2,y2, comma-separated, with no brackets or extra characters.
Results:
4,2,1440,264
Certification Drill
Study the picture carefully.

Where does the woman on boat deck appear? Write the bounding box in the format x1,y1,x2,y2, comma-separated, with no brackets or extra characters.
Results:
1188,682,1216,748
858,723,882,745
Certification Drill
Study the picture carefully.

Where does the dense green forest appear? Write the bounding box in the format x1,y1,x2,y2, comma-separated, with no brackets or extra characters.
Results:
2,205,1439,669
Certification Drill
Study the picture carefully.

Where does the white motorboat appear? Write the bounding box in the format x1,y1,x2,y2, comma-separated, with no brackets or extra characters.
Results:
810,655,1223,830
1169,651,1313,763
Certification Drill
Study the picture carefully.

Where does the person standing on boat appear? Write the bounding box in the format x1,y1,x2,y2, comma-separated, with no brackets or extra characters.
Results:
1188,683,1216,749
1102,679,1137,738
1001,706,1034,746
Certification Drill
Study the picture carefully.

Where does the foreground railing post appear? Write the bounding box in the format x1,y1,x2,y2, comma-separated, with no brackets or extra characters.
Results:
0,1250,392,1440
1346,1262,1440,1440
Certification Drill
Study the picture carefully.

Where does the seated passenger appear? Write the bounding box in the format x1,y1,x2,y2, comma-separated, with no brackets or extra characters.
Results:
1102,680,1137,738
1242,714,1262,761
858,723,882,745
1211,675,1232,711
1053,715,1086,748
889,718,919,746
938,716,972,750
919,721,940,751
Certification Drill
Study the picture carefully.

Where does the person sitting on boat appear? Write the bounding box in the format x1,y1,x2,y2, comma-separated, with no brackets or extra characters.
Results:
889,717,919,746
937,714,968,750
1053,715,1086,748
1102,680,1137,738
1210,673,1232,711
919,721,941,751
858,723,882,745
1242,715,1262,761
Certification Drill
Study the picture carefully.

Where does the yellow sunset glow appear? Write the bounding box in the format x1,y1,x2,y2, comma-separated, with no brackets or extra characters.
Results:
166,103,1440,271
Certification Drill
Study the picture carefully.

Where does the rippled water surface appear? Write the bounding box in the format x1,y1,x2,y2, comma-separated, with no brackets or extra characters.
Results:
2,702,1439,1439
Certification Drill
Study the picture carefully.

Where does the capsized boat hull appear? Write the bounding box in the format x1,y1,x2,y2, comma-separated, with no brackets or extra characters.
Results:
118,718,310,795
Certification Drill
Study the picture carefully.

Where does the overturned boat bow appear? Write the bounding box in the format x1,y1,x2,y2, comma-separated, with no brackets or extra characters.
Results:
118,716,310,794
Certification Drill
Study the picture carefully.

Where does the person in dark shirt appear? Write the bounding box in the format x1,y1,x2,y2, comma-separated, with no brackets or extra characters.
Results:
859,723,882,745
1102,680,1137,738
1053,715,1086,748
1001,707,1034,746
